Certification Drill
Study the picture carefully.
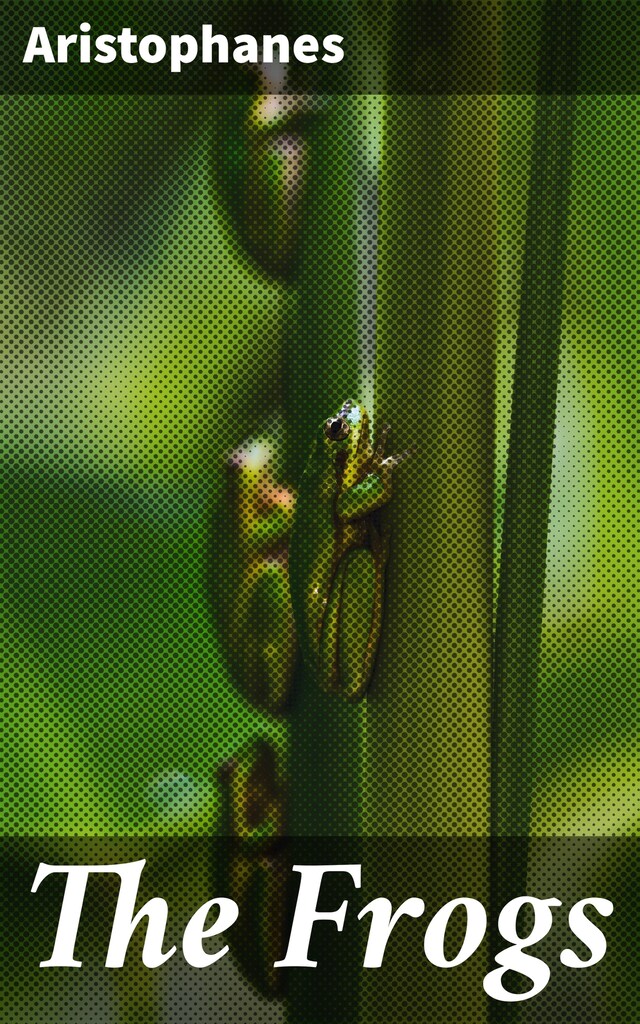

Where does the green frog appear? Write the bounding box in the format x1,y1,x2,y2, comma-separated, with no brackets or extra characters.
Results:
289,400,413,700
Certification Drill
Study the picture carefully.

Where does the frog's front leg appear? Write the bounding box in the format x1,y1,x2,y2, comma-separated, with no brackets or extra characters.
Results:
319,543,384,700
337,426,413,520
337,471,391,520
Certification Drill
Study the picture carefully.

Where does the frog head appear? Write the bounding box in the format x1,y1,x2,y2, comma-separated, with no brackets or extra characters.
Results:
322,399,372,488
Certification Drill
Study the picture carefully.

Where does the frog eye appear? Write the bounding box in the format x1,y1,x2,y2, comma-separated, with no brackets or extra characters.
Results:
324,417,351,442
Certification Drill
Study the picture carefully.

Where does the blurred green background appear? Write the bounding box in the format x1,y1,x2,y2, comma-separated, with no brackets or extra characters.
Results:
2,96,289,836
2,54,639,1020
4,93,638,837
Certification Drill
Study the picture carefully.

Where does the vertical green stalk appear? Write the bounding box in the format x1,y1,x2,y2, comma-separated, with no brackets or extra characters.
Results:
284,94,379,835
362,88,496,1021
491,2,581,840
490,1,580,1018
210,14,388,1017
283,15,388,1021
362,7,499,1018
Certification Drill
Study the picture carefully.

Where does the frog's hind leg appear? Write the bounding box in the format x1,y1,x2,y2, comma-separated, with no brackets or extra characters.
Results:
319,548,382,701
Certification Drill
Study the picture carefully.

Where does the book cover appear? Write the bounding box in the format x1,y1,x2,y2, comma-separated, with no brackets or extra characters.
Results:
3,3,638,1021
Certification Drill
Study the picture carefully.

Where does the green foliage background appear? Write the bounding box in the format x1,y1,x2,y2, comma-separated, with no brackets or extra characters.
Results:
5,93,637,835
2,36,639,1020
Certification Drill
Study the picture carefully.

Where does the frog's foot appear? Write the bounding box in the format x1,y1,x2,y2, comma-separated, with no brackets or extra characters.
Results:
373,422,391,464
381,447,415,470
373,424,415,474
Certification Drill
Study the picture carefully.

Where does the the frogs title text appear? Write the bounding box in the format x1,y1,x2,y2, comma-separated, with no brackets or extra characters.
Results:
32,860,613,1004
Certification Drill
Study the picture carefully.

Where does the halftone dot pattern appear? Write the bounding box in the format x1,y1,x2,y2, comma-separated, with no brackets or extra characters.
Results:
4,838,287,1023
216,423,296,715
3,26,640,1024
366,94,495,839
288,402,406,704
3,95,288,839
531,96,640,837
495,96,535,611
7,838,639,1023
